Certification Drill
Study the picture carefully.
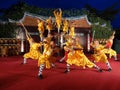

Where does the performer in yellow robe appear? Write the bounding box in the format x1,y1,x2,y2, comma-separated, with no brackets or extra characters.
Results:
37,19,45,41
46,16,53,33
91,40,112,71
59,34,72,62
64,37,102,73
103,32,118,60
53,8,62,33
63,18,69,34
49,40,60,65
69,26,75,38
38,38,56,79
23,36,42,64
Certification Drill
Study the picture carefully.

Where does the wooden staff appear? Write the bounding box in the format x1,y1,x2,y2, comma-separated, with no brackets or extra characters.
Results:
92,30,95,42
20,21,31,39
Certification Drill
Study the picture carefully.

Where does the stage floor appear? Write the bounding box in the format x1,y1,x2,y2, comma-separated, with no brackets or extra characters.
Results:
0,54,120,90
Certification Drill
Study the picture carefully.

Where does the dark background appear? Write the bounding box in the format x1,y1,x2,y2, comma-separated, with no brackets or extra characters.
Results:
0,0,120,28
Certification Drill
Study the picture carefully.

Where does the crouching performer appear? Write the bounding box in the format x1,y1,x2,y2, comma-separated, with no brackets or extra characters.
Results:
64,37,102,73
91,40,112,71
23,35,43,64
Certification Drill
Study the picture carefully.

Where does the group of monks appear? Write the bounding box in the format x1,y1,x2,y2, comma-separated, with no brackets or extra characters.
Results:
22,9,118,79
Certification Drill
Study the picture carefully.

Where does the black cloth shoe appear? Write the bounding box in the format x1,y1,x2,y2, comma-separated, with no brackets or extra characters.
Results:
64,69,70,73
38,74,43,79
108,68,112,72
98,69,102,72
21,62,26,64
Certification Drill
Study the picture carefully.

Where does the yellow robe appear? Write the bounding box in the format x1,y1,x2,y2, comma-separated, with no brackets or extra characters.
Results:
38,44,53,69
23,43,42,60
66,43,95,69
54,10,62,29
63,19,68,33
38,21,44,37
69,27,75,38
46,17,52,31
103,48,117,58
93,45,108,63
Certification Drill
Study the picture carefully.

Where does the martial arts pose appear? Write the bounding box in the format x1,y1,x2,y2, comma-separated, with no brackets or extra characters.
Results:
91,40,112,71
103,32,118,61
63,18,69,34
37,19,45,41
23,35,43,64
64,37,102,73
38,38,56,79
54,8,62,33
59,34,72,62
46,16,53,34
69,26,75,38
59,26,75,63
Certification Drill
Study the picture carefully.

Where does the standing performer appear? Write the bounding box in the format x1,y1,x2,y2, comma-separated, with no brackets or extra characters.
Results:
63,18,69,34
37,19,45,41
60,28,77,63
60,18,69,47
59,27,75,63
46,16,53,34
91,40,112,71
53,8,62,33
104,31,118,61
64,37,102,73
23,35,43,64
38,38,56,79
59,34,71,62
69,26,75,38
54,8,62,46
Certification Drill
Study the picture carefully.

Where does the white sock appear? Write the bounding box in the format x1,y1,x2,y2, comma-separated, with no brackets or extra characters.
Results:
51,63,56,67
93,60,96,64
66,64,70,71
23,58,27,64
94,64,100,70
106,62,112,69
38,64,45,76
114,55,118,60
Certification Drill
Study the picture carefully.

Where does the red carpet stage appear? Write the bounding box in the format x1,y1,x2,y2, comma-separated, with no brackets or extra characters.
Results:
0,54,120,90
